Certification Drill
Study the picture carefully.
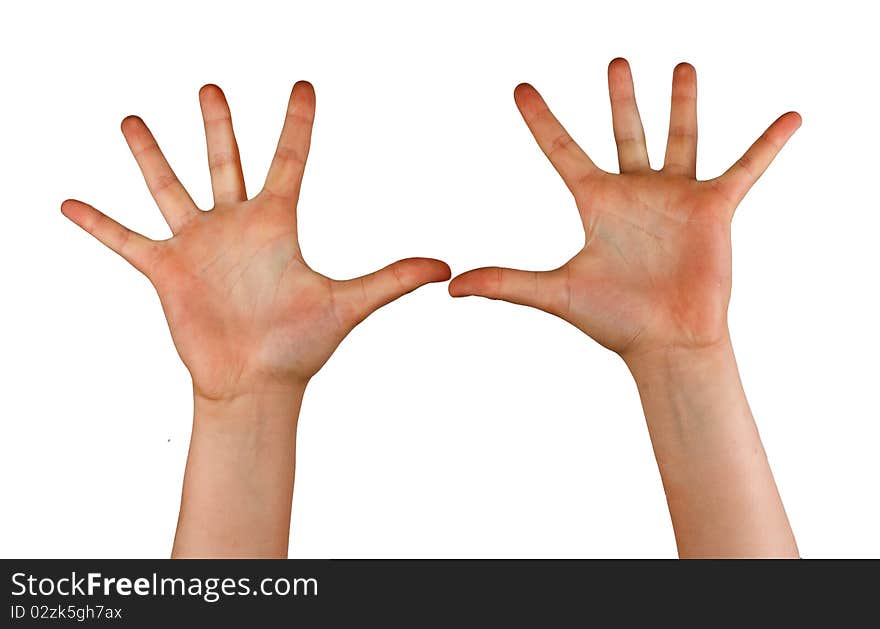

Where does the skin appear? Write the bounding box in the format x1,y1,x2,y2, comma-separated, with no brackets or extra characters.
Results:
449,59,801,557
61,82,450,557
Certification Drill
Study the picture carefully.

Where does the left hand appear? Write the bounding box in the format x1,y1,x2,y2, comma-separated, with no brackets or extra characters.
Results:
62,82,450,401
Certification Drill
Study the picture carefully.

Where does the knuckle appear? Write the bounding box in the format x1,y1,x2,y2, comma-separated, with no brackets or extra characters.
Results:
273,145,306,167
149,173,180,194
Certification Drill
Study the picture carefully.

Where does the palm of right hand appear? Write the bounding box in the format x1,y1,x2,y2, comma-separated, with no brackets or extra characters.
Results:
449,59,800,360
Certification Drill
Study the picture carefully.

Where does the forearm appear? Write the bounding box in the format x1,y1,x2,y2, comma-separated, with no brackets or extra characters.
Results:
625,337,797,558
172,385,306,558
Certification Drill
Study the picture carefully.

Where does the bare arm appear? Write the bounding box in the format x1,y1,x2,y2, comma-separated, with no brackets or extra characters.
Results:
450,59,799,557
172,388,305,558
627,339,796,557
63,82,450,558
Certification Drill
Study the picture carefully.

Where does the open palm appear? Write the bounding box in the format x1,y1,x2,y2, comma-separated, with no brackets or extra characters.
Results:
63,82,450,400
449,59,800,359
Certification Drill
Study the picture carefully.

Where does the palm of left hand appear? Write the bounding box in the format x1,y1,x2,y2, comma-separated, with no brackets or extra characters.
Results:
63,82,450,399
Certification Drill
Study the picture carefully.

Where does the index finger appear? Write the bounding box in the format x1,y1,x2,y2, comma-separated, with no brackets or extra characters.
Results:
262,81,316,205
513,83,599,192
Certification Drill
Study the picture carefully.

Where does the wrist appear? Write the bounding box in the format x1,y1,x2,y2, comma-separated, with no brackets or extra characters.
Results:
622,334,749,446
189,384,307,468
193,374,310,403
193,382,307,428
622,335,735,387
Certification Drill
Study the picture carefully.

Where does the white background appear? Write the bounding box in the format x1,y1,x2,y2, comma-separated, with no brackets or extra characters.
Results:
1,0,877,558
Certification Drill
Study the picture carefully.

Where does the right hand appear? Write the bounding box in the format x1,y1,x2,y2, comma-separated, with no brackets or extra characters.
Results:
450,59,800,362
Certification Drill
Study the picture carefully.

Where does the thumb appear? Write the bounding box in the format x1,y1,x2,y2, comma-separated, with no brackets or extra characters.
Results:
335,257,451,326
448,266,569,316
